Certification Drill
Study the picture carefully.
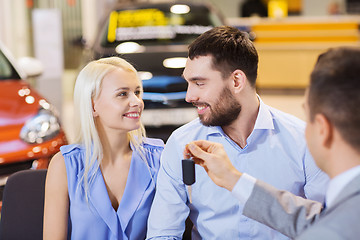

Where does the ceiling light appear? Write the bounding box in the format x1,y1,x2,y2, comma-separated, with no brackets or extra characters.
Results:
170,4,190,14
115,42,145,54
138,71,153,81
163,57,187,68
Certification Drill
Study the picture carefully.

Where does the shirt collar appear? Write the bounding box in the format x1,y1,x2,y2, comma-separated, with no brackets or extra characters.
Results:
326,165,360,208
206,95,274,137
253,96,274,130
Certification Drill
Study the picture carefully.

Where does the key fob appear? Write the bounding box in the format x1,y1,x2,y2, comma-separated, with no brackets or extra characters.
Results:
182,158,195,185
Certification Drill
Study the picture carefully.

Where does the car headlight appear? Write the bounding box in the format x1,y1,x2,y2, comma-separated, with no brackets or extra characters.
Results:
20,108,61,144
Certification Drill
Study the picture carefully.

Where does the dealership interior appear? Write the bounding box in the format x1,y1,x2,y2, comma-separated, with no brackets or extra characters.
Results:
1,0,359,142
0,0,360,239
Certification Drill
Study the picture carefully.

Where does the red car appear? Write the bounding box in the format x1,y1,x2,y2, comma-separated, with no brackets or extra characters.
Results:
0,42,67,206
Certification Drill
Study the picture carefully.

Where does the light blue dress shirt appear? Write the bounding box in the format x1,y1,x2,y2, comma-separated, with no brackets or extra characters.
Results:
61,138,164,240
146,98,329,240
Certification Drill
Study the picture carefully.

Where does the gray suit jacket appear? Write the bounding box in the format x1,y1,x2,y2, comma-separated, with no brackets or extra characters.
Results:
243,173,360,239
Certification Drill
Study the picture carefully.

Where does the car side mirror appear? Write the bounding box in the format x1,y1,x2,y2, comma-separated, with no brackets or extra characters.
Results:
17,57,44,78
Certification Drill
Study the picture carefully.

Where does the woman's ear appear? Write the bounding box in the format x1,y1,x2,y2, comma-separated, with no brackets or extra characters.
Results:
232,69,246,93
92,100,99,117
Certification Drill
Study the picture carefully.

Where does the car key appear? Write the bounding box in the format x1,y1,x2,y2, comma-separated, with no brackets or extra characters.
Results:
182,156,195,203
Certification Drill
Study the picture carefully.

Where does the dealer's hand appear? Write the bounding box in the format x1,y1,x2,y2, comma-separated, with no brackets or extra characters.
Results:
184,140,242,191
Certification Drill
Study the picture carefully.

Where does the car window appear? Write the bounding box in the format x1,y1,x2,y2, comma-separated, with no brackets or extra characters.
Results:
0,50,20,80
100,4,223,47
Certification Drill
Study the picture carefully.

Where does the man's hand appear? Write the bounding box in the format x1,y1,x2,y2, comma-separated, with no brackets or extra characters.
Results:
184,140,242,191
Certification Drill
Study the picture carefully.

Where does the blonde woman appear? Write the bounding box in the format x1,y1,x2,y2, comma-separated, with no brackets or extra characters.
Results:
43,57,164,240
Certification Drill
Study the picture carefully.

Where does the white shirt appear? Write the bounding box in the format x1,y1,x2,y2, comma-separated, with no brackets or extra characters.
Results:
326,165,360,208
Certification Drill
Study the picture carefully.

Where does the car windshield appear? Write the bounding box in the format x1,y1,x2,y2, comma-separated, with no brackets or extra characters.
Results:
0,50,20,80
100,3,223,47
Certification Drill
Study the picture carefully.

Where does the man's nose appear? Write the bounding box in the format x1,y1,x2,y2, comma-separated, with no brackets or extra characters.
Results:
185,85,198,103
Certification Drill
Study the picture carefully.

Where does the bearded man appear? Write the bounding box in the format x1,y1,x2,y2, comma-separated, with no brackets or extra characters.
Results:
146,26,329,240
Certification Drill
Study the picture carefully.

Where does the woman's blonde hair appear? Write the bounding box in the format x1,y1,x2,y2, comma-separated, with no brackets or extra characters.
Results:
73,57,146,199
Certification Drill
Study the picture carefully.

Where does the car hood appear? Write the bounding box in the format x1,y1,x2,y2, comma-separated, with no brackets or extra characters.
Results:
0,80,41,128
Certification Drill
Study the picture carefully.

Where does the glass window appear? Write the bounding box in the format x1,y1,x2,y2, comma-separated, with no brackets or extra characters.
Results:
0,50,20,80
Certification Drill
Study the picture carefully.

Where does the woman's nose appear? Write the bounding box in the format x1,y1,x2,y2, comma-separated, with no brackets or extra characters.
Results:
129,92,142,106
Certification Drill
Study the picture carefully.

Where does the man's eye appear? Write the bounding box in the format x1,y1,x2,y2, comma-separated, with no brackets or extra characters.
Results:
135,90,141,96
195,82,204,86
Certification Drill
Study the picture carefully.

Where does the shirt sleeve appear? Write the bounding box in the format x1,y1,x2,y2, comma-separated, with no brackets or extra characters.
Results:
146,135,189,240
231,173,256,205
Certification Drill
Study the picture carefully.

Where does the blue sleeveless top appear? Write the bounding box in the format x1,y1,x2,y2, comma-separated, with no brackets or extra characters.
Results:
60,138,164,240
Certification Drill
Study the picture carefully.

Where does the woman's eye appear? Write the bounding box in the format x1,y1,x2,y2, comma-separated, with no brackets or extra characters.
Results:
118,92,128,97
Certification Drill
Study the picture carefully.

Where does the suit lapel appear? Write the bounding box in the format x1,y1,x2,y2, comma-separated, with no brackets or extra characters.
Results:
117,150,154,232
323,173,360,215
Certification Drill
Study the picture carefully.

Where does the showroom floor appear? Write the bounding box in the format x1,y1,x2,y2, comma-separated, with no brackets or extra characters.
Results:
61,70,306,143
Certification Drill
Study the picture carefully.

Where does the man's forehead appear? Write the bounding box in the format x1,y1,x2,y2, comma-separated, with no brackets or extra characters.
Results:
184,55,220,75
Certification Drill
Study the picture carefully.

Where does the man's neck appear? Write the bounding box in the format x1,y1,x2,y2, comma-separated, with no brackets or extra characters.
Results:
324,134,360,179
222,94,260,149
328,154,360,179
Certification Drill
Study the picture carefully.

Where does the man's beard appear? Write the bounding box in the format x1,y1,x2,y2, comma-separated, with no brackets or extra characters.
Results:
199,86,241,127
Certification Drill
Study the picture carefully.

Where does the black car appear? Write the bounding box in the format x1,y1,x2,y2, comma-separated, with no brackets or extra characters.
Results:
91,1,225,127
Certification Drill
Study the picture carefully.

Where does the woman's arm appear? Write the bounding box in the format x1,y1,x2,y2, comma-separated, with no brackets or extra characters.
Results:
43,151,69,240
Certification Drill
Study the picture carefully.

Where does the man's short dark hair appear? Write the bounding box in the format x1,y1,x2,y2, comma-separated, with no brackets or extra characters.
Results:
188,26,258,87
309,47,360,150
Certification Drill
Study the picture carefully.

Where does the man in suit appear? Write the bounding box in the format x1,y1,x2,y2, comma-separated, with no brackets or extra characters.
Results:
184,46,360,239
